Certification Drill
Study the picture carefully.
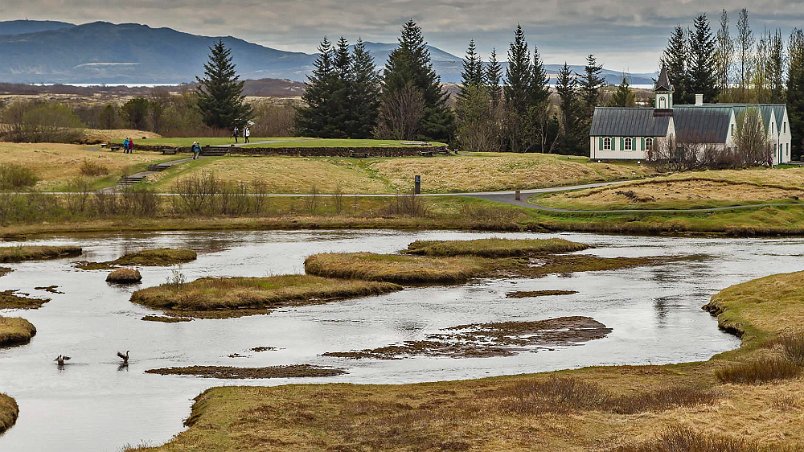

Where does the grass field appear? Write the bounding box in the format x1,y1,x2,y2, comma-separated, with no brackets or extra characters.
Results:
136,271,804,451
138,137,447,149
537,167,804,210
149,153,654,194
0,143,172,191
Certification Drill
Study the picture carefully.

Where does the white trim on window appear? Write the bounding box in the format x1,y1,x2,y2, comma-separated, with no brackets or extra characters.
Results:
603,137,612,150
624,137,633,151
645,138,654,151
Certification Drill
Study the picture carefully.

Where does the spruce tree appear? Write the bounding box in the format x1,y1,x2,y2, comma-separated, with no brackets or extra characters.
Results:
787,29,804,159
609,76,636,107
378,20,453,141
459,39,483,98
486,48,503,107
195,40,253,129
530,45,550,107
504,25,532,118
296,37,339,137
349,39,381,138
688,14,719,103
555,62,582,153
578,54,605,116
330,37,352,135
662,26,692,104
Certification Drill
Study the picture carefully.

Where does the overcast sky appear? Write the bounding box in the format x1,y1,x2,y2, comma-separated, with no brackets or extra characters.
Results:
2,1,802,72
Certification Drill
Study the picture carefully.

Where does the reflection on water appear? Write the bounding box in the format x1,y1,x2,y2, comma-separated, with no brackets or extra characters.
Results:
0,230,802,452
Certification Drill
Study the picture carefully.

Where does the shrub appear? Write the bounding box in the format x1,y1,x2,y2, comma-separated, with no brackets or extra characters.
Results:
615,425,761,452
383,191,428,217
0,163,38,190
79,159,110,176
778,334,804,366
716,355,801,384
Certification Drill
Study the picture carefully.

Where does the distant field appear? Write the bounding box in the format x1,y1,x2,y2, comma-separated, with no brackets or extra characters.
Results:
536,167,804,210
138,137,447,148
0,142,171,191
148,152,654,194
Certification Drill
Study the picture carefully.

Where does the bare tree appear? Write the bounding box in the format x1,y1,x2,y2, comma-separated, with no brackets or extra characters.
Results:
737,9,755,98
714,10,734,95
374,83,425,140
734,108,773,166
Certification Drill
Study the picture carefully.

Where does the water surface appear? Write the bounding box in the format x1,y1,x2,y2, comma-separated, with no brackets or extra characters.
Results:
0,230,801,451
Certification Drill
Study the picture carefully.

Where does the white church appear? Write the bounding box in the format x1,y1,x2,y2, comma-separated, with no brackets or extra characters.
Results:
589,66,793,165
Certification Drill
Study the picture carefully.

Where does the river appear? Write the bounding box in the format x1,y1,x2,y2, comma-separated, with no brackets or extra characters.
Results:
0,230,801,451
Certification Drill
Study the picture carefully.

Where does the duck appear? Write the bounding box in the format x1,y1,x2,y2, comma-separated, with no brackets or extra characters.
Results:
117,350,129,364
54,355,71,366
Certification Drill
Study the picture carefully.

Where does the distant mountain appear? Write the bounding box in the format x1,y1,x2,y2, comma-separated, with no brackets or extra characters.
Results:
0,20,656,86
0,20,74,36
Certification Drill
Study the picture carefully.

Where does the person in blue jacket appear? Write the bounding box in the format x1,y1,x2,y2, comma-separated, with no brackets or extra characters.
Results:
191,141,201,160
122,137,130,154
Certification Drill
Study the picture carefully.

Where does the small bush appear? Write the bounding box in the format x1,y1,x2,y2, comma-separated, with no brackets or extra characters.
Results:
0,163,38,190
383,191,428,217
778,334,804,366
79,159,110,176
615,425,761,452
716,355,801,384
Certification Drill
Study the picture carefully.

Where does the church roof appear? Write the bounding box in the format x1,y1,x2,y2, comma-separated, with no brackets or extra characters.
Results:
672,106,732,143
655,66,673,92
589,108,672,137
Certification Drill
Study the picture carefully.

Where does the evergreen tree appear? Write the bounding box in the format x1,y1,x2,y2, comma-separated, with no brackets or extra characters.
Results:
349,39,381,138
578,54,605,116
609,75,636,107
296,37,340,137
195,40,253,129
504,25,532,118
330,36,353,134
688,14,719,103
486,48,503,107
662,26,692,104
555,62,583,153
768,30,785,103
787,28,804,159
459,39,484,98
530,45,550,107
378,20,454,141
714,10,734,95
737,9,755,97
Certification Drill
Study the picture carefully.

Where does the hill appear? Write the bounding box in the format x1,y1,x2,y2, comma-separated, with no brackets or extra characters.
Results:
0,20,656,85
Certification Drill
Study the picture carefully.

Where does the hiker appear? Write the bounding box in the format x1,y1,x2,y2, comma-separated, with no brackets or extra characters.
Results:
244,127,250,143
191,141,201,160
232,126,239,143
127,137,134,154
122,137,129,153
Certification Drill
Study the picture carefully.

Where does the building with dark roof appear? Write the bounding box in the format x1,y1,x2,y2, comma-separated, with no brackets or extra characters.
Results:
589,67,792,164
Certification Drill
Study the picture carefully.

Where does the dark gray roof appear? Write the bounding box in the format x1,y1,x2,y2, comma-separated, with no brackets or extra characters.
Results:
589,108,671,137
672,106,732,143
655,66,673,92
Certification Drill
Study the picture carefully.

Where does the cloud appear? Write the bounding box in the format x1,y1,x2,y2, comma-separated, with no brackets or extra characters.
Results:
2,0,802,72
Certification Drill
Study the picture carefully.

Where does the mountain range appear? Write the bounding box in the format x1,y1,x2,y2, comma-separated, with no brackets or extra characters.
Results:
0,20,657,86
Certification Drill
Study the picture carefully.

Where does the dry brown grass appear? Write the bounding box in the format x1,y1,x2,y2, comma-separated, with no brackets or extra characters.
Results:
371,152,654,193
79,248,196,269
145,365,346,379
0,245,82,263
136,271,804,452
130,275,401,318
0,142,168,190
304,252,490,285
106,268,142,284
81,129,161,143
0,290,49,309
716,355,801,384
539,168,804,211
0,316,36,348
405,237,589,257
0,393,18,434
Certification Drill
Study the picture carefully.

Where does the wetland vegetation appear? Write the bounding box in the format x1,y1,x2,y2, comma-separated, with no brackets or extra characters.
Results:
0,245,82,263
145,365,346,379
0,317,36,348
77,248,197,270
0,290,49,309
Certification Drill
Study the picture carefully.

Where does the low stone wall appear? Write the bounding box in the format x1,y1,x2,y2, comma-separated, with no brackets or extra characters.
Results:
136,144,449,157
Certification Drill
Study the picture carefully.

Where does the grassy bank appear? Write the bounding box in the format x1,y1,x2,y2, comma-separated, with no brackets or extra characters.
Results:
537,167,804,211
0,316,36,348
0,245,82,263
0,393,18,434
77,248,196,269
148,152,652,194
405,237,589,257
138,137,447,149
130,275,402,318
137,271,804,451
1,195,802,240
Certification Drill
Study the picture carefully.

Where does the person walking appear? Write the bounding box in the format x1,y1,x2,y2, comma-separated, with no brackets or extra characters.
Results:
191,141,201,160
127,137,134,154
122,137,129,154
232,126,239,143
244,126,250,144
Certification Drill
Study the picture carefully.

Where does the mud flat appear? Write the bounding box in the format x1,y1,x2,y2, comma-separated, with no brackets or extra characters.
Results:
146,365,346,379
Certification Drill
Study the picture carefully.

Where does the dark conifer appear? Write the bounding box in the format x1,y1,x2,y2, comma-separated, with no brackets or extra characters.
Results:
687,14,719,102
195,40,253,129
486,48,503,107
662,26,692,104
296,37,339,137
459,39,484,98
578,54,606,115
349,39,381,138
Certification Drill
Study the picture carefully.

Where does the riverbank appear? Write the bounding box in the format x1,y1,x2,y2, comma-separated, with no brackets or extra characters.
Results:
138,271,804,451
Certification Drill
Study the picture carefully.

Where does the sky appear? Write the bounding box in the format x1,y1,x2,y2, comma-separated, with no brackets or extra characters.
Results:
2,0,802,73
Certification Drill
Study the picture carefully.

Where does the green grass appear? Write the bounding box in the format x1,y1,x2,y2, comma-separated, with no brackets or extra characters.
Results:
0,245,82,263
130,274,402,318
138,137,447,148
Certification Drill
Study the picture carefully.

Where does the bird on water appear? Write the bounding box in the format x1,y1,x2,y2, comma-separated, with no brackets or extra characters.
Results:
117,350,130,364
54,355,71,366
